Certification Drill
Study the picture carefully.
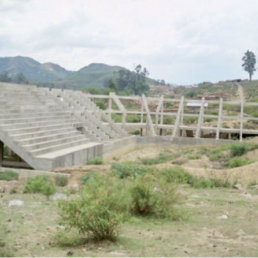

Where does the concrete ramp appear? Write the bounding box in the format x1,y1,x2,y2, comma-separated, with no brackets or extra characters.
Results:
0,83,126,169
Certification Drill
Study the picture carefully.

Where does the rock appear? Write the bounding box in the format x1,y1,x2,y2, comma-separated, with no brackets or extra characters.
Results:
249,185,258,190
110,251,125,256
233,184,245,192
241,193,252,199
217,214,228,219
8,200,24,207
50,193,67,201
237,229,245,236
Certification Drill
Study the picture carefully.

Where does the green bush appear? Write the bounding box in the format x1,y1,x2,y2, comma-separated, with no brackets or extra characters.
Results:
126,114,141,123
111,162,152,179
163,116,174,125
227,157,253,168
80,171,96,185
95,100,106,110
188,153,201,160
59,175,129,241
183,116,198,124
160,166,193,184
189,177,231,188
24,175,56,199
230,143,248,157
86,157,104,165
130,174,181,219
129,130,140,135
0,170,18,181
55,175,68,187
140,152,172,165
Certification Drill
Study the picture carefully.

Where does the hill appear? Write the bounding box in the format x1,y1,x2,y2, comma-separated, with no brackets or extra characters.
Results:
55,63,125,89
0,56,159,90
0,56,72,82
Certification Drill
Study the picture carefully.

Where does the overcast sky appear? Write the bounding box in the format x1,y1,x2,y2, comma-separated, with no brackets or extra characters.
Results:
0,0,257,84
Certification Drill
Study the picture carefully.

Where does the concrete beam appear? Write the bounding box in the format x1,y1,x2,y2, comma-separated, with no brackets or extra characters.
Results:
172,96,184,138
240,101,244,141
142,94,156,136
195,97,205,139
155,95,164,131
216,98,223,140
0,141,3,166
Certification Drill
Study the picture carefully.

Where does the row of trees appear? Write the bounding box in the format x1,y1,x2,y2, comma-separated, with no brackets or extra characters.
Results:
0,71,28,84
106,64,150,95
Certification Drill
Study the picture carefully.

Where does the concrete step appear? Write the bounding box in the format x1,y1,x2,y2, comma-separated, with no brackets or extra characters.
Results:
11,127,77,140
6,122,79,134
1,118,77,129
22,134,87,151
32,138,91,156
0,114,72,124
0,111,71,120
17,131,81,145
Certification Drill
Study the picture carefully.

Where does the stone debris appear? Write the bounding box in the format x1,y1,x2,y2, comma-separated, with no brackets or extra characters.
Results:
8,200,24,207
233,184,246,192
237,229,245,236
50,193,67,201
217,214,228,219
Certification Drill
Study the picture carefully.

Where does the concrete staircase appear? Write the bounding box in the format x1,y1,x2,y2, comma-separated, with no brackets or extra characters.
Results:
0,83,111,169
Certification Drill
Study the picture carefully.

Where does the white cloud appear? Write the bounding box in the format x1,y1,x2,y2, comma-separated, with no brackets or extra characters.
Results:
0,0,257,84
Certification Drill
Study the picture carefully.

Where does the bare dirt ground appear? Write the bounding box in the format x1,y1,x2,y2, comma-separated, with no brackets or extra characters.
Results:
1,143,258,257
0,180,257,257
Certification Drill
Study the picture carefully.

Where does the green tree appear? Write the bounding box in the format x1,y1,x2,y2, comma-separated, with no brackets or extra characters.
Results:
0,72,12,82
242,50,256,81
15,73,27,84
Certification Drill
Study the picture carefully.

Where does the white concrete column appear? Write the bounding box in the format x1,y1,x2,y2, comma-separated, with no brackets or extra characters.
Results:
0,141,3,166
216,98,223,140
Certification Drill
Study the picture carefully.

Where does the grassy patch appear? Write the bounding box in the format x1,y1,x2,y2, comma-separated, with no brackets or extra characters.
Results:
55,175,68,187
111,162,153,179
86,157,104,165
227,157,254,168
0,170,18,181
140,152,173,165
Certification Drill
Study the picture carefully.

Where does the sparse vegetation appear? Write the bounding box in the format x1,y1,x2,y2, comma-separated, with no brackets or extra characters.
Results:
55,175,69,187
130,173,182,219
59,175,129,241
24,175,56,199
111,162,152,179
0,170,18,181
86,157,104,165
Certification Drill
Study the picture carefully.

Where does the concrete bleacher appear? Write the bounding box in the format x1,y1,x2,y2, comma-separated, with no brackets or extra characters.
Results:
0,83,128,170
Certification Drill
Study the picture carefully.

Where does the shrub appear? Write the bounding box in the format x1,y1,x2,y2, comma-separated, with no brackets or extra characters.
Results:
126,114,141,123
227,157,253,168
9,187,17,194
24,175,56,199
86,157,104,165
230,143,248,157
0,170,18,181
80,171,96,185
55,175,68,187
95,100,106,110
160,166,193,184
163,116,174,125
111,162,152,179
130,174,181,219
183,116,198,124
188,153,201,160
140,152,172,165
129,130,140,135
59,175,129,241
189,177,231,188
